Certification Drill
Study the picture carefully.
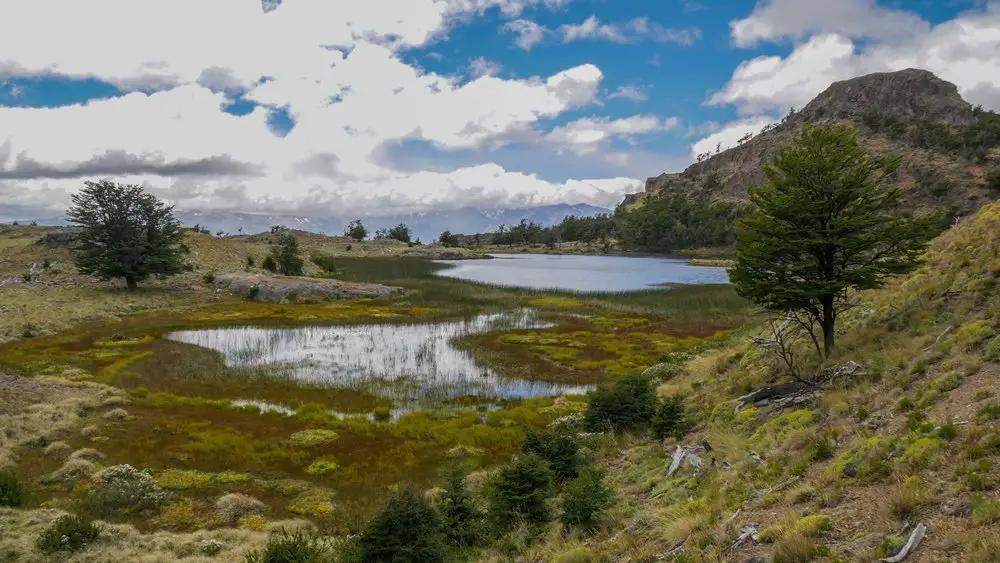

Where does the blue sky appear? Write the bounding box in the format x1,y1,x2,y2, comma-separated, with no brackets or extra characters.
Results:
0,0,998,218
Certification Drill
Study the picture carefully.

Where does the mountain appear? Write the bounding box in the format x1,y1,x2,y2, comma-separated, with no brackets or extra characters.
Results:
624,69,1000,220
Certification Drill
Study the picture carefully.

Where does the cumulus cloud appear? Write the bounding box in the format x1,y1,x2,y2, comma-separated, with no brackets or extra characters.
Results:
714,4,1000,114
0,149,264,180
469,57,503,78
690,116,777,159
730,0,929,47
503,19,548,51
608,85,649,102
559,15,700,45
546,115,679,159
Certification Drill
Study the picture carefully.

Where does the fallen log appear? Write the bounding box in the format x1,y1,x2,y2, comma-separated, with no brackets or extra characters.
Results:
735,381,812,406
880,523,926,562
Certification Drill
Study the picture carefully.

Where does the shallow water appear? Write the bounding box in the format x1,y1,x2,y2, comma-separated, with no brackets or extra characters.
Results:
435,253,730,292
167,309,592,409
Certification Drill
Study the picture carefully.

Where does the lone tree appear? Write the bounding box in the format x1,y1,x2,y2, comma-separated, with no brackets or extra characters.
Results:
387,223,412,243
66,180,185,291
438,230,460,247
268,228,304,276
730,124,937,358
345,219,368,241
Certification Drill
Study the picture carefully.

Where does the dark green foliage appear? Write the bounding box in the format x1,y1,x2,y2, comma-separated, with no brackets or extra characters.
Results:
521,429,580,480
487,454,555,530
357,486,450,562
615,193,745,253
246,254,256,268
387,223,412,243
268,230,304,276
864,109,1000,162
202,271,216,284
345,219,368,241
557,214,615,243
438,230,460,247
730,125,938,356
987,169,1000,193
651,396,688,440
245,530,331,563
66,180,185,290
560,467,614,531
584,373,656,432
0,471,22,507
438,465,486,548
261,255,278,272
310,252,338,274
36,515,101,554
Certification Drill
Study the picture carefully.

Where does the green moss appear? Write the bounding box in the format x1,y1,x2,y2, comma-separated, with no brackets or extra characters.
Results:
899,437,945,469
750,410,817,451
734,406,760,428
286,489,337,518
289,429,340,447
304,458,339,476
526,297,586,309
759,524,786,543
953,319,995,350
794,514,831,537
94,335,155,347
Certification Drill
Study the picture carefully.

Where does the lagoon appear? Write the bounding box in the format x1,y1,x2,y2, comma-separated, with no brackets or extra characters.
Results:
434,253,730,292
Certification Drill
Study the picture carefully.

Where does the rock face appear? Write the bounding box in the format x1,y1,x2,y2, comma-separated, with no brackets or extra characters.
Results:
625,69,995,216
35,229,80,248
212,273,404,303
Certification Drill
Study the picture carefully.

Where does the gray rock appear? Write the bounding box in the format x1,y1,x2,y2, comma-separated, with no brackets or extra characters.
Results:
213,273,404,303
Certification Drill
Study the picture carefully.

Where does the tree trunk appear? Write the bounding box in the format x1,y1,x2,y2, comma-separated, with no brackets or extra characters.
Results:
125,276,138,291
821,296,835,358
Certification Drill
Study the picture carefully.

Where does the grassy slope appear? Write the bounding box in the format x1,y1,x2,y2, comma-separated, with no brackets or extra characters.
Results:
509,202,1000,562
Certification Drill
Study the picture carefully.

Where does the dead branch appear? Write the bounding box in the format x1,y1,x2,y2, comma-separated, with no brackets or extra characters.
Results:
880,523,926,562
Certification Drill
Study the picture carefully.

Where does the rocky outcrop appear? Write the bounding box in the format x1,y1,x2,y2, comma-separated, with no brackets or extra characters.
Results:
622,69,996,215
35,229,79,248
212,273,404,303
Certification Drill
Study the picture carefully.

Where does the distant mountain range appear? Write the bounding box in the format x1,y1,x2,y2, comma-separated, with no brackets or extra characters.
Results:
14,203,611,242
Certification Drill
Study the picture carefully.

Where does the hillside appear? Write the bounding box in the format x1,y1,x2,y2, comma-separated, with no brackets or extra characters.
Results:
624,69,1000,222
495,200,1000,561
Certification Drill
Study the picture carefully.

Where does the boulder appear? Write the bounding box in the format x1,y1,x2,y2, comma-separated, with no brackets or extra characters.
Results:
212,273,404,302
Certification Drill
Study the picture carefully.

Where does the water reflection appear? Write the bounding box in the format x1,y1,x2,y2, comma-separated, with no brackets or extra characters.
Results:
168,310,591,409
436,253,730,292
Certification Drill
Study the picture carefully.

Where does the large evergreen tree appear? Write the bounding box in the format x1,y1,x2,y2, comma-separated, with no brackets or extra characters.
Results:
730,125,937,357
486,453,554,530
66,180,184,290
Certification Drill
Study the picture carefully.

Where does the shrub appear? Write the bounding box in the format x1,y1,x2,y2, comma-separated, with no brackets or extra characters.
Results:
200,539,225,556
986,168,1000,193
357,486,450,562
261,255,278,273
289,429,340,447
103,408,129,421
345,219,368,241
890,476,932,520
246,530,331,563
584,373,656,432
561,467,614,531
438,230,460,247
0,471,22,507
88,464,167,516
487,454,555,530
202,271,216,284
269,230,304,276
521,429,580,480
246,254,256,268
652,395,688,440
44,441,72,458
36,515,101,554
216,493,266,526
310,252,338,274
438,465,486,548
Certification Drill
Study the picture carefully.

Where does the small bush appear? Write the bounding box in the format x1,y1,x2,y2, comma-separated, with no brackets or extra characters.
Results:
890,476,931,520
0,471,22,507
88,464,167,516
246,254,256,268
561,467,614,531
584,373,656,432
200,539,225,556
487,454,555,530
103,408,129,422
216,493,266,526
973,497,1000,523
986,336,1000,361
357,486,450,562
247,285,260,301
372,406,392,421
44,441,72,458
522,429,580,480
310,252,338,274
36,515,101,554
245,530,330,563
202,271,216,284
261,255,278,273
986,168,1000,192
651,395,688,440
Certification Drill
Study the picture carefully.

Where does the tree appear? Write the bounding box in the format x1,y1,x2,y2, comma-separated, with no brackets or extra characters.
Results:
438,465,485,548
521,429,580,481
387,223,412,243
268,229,304,276
345,219,368,241
560,466,614,531
357,486,450,563
583,373,656,432
486,454,554,530
66,180,185,290
438,230,460,247
730,124,937,357
651,396,688,440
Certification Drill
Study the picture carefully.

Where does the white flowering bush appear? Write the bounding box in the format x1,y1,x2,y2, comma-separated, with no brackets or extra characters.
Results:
88,464,166,516
215,493,266,525
199,538,225,556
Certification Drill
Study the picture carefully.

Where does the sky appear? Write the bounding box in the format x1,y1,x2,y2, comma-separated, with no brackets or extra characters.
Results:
1,0,999,219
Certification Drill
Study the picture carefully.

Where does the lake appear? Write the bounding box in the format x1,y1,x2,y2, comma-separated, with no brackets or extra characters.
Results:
167,309,593,412
435,253,730,292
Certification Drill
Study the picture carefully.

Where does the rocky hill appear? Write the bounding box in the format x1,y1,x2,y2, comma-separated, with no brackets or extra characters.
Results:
625,69,1000,221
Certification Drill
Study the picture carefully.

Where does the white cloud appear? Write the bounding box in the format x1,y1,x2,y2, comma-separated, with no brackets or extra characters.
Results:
712,5,1000,114
503,19,548,51
0,0,646,216
690,116,777,159
608,85,649,102
469,57,503,78
559,15,700,45
547,115,679,157
730,0,930,47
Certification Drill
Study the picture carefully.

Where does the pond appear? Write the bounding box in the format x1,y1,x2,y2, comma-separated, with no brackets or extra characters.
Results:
167,309,593,412
434,253,730,292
